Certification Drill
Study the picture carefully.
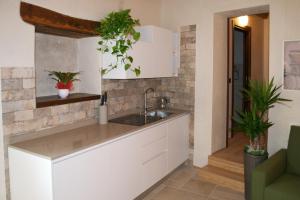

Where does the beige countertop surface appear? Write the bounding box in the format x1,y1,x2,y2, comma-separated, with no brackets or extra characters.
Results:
10,109,189,160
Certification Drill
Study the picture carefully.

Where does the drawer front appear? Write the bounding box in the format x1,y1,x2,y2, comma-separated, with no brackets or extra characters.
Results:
142,152,167,190
139,123,167,147
141,136,167,163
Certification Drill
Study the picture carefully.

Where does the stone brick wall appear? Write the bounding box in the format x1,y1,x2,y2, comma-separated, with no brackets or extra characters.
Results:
102,79,161,117
1,67,99,199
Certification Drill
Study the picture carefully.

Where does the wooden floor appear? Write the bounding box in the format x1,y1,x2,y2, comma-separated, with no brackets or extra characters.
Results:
198,133,248,193
213,133,248,164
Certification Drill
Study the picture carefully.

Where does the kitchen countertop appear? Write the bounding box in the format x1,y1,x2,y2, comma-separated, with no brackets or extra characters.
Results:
10,109,189,160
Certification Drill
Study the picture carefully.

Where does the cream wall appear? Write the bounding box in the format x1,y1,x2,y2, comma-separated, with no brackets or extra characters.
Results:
161,0,298,167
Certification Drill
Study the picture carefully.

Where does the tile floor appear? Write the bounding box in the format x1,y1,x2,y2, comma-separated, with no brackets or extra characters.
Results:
140,161,245,200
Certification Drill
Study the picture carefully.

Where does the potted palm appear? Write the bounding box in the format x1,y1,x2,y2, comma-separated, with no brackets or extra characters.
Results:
234,78,291,200
48,71,80,99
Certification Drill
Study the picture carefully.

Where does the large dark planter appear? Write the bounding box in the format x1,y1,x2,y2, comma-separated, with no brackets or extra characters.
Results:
244,152,268,200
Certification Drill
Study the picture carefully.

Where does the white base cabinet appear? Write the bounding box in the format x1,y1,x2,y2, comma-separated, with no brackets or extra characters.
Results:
168,114,190,172
9,114,190,200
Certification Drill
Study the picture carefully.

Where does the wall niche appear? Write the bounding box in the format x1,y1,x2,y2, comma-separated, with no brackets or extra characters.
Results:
20,2,102,107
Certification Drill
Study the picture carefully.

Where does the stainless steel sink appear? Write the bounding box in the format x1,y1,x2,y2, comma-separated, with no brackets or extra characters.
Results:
109,110,173,126
146,110,173,118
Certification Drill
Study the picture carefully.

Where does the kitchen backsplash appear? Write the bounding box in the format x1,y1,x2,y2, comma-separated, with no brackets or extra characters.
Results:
102,79,161,116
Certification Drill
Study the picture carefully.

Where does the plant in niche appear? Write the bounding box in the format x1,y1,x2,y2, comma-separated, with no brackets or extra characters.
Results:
48,71,80,98
96,9,141,76
234,78,291,156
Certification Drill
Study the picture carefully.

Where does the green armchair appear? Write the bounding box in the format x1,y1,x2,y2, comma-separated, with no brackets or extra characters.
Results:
251,126,300,200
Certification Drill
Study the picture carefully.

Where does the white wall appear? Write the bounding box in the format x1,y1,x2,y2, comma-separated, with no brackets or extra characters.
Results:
211,14,228,153
161,0,298,167
0,0,162,68
0,0,35,67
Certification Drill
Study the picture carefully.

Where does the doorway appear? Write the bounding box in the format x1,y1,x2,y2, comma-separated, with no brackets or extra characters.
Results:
226,14,269,148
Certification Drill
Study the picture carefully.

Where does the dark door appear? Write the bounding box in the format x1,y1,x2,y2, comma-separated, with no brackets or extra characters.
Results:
231,26,251,133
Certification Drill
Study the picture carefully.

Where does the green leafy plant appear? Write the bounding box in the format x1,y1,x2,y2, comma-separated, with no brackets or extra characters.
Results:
96,9,141,76
234,78,291,155
48,71,80,90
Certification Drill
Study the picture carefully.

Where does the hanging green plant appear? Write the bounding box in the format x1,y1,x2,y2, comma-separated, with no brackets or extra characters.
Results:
96,9,141,76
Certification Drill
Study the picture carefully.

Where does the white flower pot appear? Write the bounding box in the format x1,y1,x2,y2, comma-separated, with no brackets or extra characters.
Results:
58,89,69,99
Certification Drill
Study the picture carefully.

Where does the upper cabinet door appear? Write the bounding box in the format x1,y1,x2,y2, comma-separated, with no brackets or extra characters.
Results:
102,26,180,79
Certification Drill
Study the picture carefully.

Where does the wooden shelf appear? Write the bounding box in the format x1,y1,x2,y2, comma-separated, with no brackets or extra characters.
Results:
20,2,100,38
36,93,101,108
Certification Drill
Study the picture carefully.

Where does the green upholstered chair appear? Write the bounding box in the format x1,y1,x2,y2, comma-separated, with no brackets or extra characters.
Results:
251,126,300,200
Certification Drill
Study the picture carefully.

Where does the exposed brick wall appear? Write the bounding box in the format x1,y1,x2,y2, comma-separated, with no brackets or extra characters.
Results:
1,67,98,137
102,79,161,117
1,67,99,199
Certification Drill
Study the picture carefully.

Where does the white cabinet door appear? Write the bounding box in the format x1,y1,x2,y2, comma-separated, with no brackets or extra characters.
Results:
52,145,112,200
109,134,142,200
9,148,53,200
167,115,190,172
102,26,179,79
139,124,168,191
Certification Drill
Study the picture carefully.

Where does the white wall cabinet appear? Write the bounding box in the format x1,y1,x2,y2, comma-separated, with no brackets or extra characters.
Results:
102,25,180,79
9,114,189,200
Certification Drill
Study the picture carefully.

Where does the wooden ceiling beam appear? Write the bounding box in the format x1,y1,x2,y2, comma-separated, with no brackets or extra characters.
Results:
20,2,100,38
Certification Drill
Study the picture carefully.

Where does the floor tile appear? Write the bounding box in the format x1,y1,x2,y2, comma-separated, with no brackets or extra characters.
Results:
208,186,245,200
141,184,167,200
140,160,245,200
164,166,196,189
152,187,207,200
181,177,216,196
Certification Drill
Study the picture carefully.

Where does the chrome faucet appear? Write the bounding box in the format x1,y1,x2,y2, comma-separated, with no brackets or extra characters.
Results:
144,88,155,115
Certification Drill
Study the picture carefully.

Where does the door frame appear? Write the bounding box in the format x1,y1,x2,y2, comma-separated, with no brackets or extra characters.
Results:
226,21,251,147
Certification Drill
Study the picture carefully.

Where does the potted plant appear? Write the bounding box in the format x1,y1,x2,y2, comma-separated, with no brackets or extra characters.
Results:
234,78,291,200
96,9,141,76
48,71,80,99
